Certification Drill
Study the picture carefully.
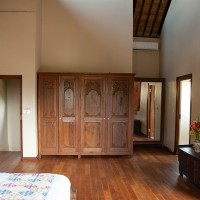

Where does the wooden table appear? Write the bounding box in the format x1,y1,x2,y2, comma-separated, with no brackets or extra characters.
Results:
178,145,200,188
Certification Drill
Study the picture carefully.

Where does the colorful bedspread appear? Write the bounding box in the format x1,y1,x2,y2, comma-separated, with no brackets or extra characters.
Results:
0,173,56,200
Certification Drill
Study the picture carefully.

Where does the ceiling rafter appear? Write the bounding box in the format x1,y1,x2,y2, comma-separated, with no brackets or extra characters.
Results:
150,0,162,37
157,0,171,36
143,0,154,36
134,0,145,36
133,0,171,38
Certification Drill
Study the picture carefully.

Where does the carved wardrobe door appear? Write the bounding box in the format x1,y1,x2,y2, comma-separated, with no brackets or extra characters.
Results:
107,76,133,155
80,76,106,154
59,76,79,154
38,74,59,155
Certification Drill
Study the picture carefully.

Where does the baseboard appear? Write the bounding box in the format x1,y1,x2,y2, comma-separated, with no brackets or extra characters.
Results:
9,146,20,151
22,157,38,160
163,145,175,154
133,143,162,147
0,143,9,151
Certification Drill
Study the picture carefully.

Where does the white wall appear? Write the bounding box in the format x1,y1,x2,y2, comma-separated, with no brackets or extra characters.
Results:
160,0,200,151
133,37,160,77
0,1,39,157
0,80,8,150
6,80,21,151
41,0,133,73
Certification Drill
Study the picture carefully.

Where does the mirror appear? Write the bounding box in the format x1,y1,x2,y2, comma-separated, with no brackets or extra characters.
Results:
133,78,165,144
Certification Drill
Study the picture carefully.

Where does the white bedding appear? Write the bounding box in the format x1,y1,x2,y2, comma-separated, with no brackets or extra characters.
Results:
0,173,71,200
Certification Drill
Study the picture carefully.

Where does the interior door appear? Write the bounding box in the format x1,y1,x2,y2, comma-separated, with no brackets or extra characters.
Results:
80,76,106,154
59,76,79,154
107,76,133,155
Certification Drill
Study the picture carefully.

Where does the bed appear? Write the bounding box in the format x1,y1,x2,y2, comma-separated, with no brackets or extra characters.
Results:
0,173,71,200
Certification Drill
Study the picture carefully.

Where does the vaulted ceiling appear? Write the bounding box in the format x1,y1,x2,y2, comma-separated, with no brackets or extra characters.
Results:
133,0,171,38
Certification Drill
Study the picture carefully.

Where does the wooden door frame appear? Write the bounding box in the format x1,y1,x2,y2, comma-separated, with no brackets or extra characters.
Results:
147,84,155,139
174,74,192,154
133,77,165,145
0,75,23,158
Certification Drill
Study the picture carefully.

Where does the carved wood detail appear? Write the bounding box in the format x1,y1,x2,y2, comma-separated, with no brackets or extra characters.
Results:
85,81,101,95
63,80,75,117
84,80,102,117
44,80,55,89
64,80,73,91
112,81,128,95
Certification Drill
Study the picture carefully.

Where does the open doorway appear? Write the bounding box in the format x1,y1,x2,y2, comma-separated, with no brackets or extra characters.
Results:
175,74,192,153
0,75,22,158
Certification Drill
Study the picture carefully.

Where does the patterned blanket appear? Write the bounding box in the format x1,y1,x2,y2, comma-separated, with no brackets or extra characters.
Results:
0,173,56,200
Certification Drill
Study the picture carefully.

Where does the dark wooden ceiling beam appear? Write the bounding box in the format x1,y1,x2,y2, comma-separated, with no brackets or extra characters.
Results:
135,0,145,37
133,0,137,37
134,0,137,13
143,0,154,36
150,0,162,37
133,0,171,38
157,0,171,37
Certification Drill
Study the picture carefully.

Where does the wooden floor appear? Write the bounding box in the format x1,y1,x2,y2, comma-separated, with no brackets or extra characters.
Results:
133,134,155,142
0,146,200,200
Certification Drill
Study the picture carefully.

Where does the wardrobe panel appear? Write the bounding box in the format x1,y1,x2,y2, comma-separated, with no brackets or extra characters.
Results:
107,76,133,155
112,80,129,117
111,122,128,148
84,122,101,148
61,121,75,147
38,74,59,155
81,77,106,154
41,119,58,152
42,79,57,117
59,76,79,154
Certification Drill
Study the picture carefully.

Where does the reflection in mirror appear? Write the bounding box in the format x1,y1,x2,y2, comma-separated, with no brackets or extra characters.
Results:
133,78,164,143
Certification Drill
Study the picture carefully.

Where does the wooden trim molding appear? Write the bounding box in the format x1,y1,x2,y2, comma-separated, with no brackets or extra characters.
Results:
133,77,165,145
22,157,38,160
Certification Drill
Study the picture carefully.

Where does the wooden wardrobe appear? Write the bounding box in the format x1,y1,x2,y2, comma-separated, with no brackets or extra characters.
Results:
38,73,134,157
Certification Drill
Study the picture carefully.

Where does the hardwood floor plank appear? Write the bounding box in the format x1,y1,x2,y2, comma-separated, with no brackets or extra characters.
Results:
1,146,200,200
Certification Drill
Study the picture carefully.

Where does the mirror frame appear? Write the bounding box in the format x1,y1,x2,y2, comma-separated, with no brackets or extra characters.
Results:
133,77,165,145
